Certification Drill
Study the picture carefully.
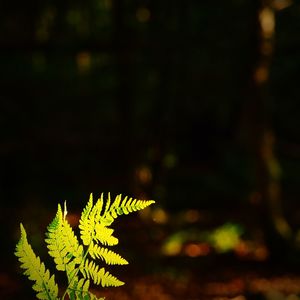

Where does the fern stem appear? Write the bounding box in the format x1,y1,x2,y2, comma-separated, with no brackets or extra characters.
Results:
42,281,53,300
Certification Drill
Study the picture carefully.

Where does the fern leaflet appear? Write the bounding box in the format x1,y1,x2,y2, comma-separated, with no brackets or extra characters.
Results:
88,242,128,265
80,259,124,287
15,224,59,300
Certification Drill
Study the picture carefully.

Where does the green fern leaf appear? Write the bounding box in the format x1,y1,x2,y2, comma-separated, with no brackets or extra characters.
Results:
80,259,124,287
92,196,105,223
94,223,118,246
79,217,95,246
102,193,111,218
102,195,155,225
46,204,83,274
89,242,128,265
79,195,119,246
15,224,59,300
81,193,94,220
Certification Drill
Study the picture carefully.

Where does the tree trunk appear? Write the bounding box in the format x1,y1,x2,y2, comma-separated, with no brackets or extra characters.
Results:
241,0,292,260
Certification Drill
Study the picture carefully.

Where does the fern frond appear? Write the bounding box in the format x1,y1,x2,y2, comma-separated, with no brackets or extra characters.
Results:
89,242,128,265
16,193,155,300
15,224,59,300
79,195,104,246
80,194,155,243
80,259,124,287
81,194,103,225
79,198,118,246
46,204,83,274
102,195,155,225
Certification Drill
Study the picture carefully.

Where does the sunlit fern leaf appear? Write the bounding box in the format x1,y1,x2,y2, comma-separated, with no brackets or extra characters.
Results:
45,204,65,271
80,259,124,287
79,195,102,246
60,219,83,265
81,194,94,221
102,192,111,217
103,195,155,224
77,291,104,300
15,224,59,300
79,217,95,246
88,294,105,300
89,242,128,265
96,195,105,222
68,278,91,300
46,204,83,273
79,196,119,247
94,223,118,246
90,198,103,224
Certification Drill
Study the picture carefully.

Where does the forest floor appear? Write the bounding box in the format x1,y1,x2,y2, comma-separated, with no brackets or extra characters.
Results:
4,209,300,300
4,258,300,300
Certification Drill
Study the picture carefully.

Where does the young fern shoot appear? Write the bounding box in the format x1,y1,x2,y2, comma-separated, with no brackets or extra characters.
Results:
15,193,155,300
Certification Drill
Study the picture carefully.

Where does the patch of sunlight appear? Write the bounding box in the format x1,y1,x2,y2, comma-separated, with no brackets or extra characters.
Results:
162,232,186,256
184,209,200,223
152,208,169,224
254,66,269,84
162,238,182,256
136,165,152,185
184,243,210,257
259,7,275,38
210,223,243,253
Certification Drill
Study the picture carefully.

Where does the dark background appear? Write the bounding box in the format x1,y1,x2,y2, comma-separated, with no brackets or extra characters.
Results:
1,0,300,299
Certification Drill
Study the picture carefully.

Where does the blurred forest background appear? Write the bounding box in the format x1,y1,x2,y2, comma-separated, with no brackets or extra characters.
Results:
1,0,300,299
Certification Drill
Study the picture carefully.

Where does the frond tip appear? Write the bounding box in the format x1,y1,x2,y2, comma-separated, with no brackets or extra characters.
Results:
80,193,155,227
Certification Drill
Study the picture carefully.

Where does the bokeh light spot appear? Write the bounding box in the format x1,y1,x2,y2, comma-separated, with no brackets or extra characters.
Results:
185,243,210,257
76,52,91,73
152,208,169,224
136,7,151,23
